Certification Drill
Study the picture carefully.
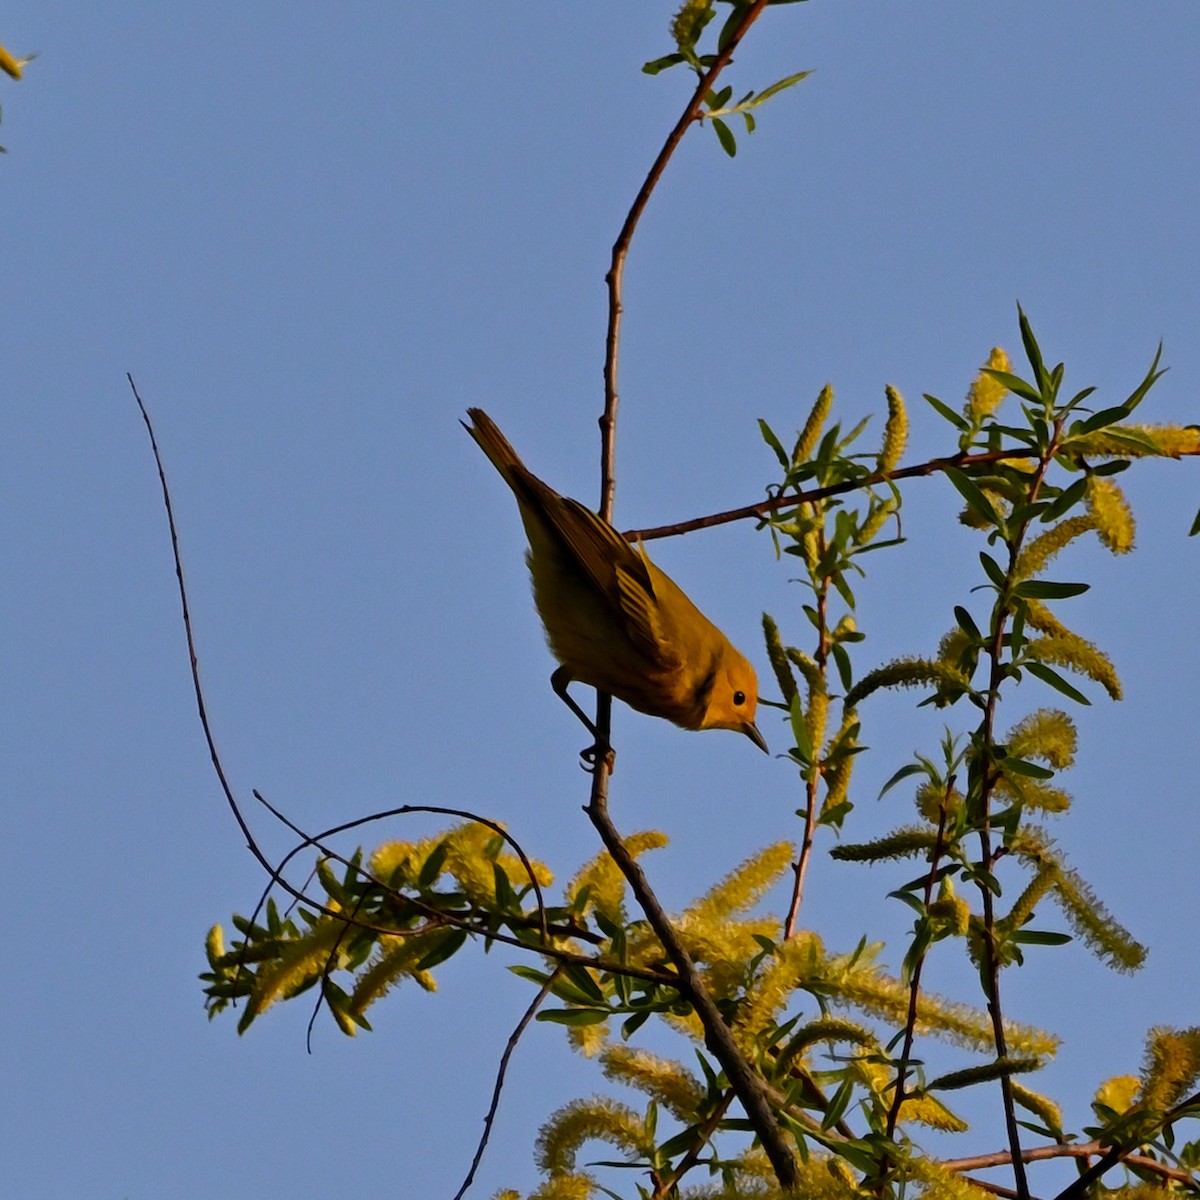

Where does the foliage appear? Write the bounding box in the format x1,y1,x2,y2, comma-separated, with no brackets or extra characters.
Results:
204,320,1200,1198
193,6,1200,1200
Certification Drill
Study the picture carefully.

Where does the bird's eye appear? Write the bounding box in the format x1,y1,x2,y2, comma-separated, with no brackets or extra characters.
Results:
733,690,746,706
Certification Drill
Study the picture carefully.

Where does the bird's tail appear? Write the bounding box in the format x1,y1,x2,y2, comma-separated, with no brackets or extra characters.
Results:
463,408,525,480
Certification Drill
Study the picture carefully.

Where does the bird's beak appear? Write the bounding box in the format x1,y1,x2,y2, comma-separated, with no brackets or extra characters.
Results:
743,721,769,754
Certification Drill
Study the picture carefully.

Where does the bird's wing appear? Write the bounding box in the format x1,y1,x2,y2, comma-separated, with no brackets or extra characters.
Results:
545,494,669,659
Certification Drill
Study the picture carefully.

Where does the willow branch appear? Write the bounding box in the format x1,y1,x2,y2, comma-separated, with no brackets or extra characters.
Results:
942,1139,1200,1192
601,0,773,519
585,784,799,1191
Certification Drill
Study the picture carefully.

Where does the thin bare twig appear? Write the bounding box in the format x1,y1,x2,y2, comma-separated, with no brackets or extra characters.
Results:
885,784,953,1138
247,791,675,985
252,792,551,944
651,1090,735,1198
623,447,1042,543
601,0,774,520
942,1137,1200,1193
130,375,280,879
783,576,830,938
452,968,562,1200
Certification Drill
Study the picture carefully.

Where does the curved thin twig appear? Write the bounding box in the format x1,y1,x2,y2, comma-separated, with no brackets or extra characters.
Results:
452,968,562,1200
130,375,280,879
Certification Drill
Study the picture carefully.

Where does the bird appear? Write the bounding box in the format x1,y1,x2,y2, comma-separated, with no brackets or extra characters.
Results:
463,408,767,755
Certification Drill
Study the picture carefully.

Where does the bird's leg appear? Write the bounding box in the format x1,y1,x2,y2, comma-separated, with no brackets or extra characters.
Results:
550,666,614,771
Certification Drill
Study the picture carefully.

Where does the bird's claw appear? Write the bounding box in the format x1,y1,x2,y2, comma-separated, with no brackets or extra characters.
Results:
579,741,615,774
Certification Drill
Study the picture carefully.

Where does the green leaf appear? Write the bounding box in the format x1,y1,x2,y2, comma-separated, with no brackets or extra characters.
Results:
878,762,926,799
789,693,813,762
537,1008,609,1026
954,605,981,639
759,418,789,467
979,551,1008,589
560,963,606,1005
983,368,1042,406
1189,507,1200,537
316,857,345,904
622,1010,651,1039
1025,661,1091,705
923,393,969,431
492,862,516,910
737,69,813,112
713,116,737,157
1072,404,1134,436
1017,304,1049,395
417,842,448,889
414,927,468,971
946,467,1002,527
823,1078,855,1130
1013,579,1089,600
509,964,552,987
999,755,1055,780
642,53,684,76
1121,341,1167,416
1038,476,1088,523
831,642,854,694
1010,929,1073,946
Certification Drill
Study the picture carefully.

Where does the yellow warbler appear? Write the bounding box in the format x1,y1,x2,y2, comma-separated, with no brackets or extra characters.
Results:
464,408,767,752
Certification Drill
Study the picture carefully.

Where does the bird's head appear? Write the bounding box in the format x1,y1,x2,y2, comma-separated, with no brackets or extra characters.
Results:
700,648,768,752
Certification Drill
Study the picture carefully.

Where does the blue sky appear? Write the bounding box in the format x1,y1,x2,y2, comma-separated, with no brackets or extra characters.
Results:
4,4,1198,1198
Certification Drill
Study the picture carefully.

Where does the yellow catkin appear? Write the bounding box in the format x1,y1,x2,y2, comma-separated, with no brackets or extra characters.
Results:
566,831,668,921
1026,633,1122,701
671,0,714,52
600,1046,705,1120
205,924,225,965
823,958,1058,1057
1011,1082,1063,1135
996,775,1072,813
675,916,783,1002
794,384,834,464
1085,476,1135,553
1010,827,1146,971
349,934,438,1019
1016,515,1094,580
762,612,798,707
245,918,348,1022
878,386,908,474
907,1156,996,1200
734,933,824,1043
915,781,965,824
529,1175,596,1200
685,842,796,925
567,1019,610,1059
536,1098,649,1174
1094,1074,1141,1114
1068,423,1200,459
1006,708,1077,769
1139,1027,1200,1111
963,347,1012,424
